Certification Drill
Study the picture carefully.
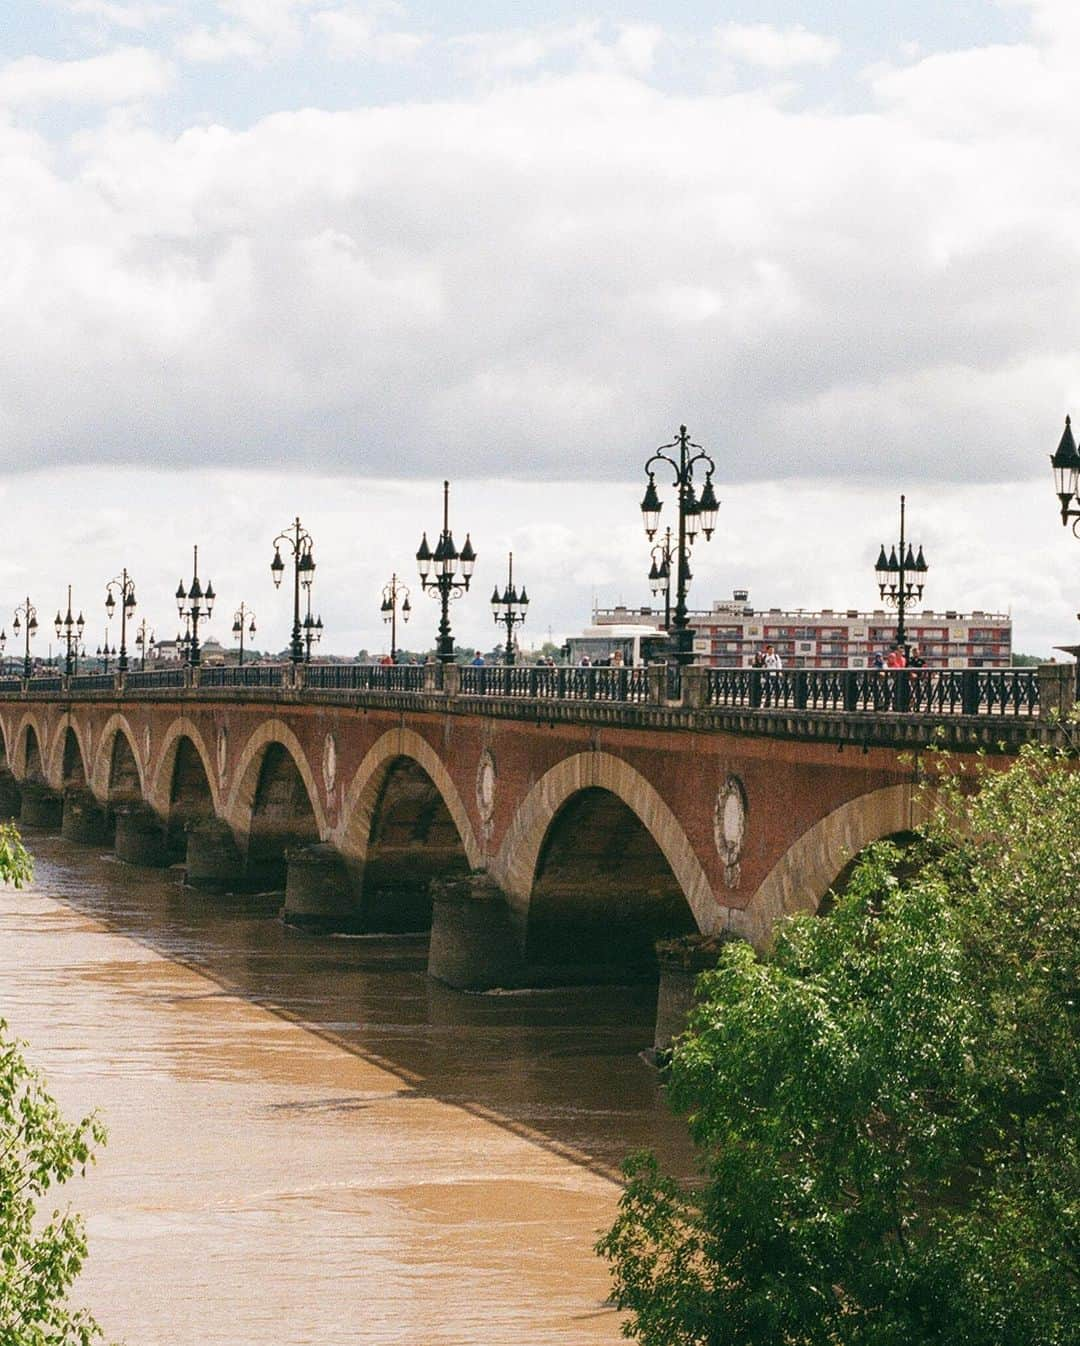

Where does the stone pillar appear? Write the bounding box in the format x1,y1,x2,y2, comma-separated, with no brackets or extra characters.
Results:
680,664,708,709
61,788,111,845
283,843,358,931
185,818,244,893
428,872,523,991
1038,663,1076,722
442,664,461,697
19,782,63,830
423,660,441,693
653,934,734,1054
114,805,170,868
647,663,666,705
0,770,21,819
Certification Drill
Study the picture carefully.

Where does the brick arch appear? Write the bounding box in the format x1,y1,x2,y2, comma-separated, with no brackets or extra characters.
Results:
91,713,145,799
493,750,717,935
334,726,482,869
733,783,932,948
223,719,328,839
11,711,48,782
46,714,92,789
147,718,222,818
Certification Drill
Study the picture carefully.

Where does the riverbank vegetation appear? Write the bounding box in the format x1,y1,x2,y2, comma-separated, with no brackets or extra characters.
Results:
598,745,1079,1345
0,822,109,1345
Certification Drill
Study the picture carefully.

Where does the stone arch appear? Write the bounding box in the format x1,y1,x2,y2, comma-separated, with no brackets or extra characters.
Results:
225,722,326,890
147,718,221,819
335,727,482,870
733,783,932,949
47,716,91,789
92,714,144,800
224,720,328,837
494,750,717,936
13,713,47,782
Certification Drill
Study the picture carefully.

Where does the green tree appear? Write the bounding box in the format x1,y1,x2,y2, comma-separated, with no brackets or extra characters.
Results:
0,823,109,1345
598,746,1079,1345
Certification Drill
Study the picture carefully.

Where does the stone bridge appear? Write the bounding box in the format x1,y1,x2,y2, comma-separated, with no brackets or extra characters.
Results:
0,663,1065,1004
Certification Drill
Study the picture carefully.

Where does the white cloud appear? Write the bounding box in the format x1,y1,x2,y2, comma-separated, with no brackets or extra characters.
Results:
449,20,664,79
178,0,315,64
311,5,428,62
64,0,176,31
0,46,173,105
714,22,840,71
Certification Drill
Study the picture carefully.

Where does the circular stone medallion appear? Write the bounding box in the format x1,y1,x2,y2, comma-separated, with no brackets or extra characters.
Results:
476,749,496,823
714,775,747,889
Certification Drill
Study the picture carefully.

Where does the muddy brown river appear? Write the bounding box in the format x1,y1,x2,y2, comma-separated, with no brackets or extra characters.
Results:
0,830,692,1345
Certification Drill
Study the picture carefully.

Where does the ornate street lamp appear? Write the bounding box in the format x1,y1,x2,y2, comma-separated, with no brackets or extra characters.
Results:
647,526,682,632
302,607,323,663
134,619,155,671
96,640,116,673
175,545,215,667
53,586,85,677
641,425,719,666
489,552,528,665
380,575,411,663
104,569,137,673
232,602,256,666
416,480,476,663
271,517,315,666
12,598,38,679
874,494,928,651
1050,414,1080,531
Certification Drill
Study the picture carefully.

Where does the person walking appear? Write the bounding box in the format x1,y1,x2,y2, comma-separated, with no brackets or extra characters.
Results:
763,644,782,705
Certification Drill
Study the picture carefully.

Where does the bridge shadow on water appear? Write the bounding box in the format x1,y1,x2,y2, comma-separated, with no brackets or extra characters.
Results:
22,828,696,1185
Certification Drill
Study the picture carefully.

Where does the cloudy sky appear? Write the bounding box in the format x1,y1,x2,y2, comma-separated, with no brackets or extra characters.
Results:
1,0,1078,658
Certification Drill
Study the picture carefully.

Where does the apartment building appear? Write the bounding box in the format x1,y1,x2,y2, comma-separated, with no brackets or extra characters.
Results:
594,592,1012,669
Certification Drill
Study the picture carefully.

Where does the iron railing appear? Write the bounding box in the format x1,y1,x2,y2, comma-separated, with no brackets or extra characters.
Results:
68,674,116,692
704,668,1039,718
125,668,185,689
458,664,652,703
27,676,63,693
198,665,287,689
303,663,426,693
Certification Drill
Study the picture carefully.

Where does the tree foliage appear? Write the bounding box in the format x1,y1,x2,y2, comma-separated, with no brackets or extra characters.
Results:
598,745,1079,1345
0,823,109,1345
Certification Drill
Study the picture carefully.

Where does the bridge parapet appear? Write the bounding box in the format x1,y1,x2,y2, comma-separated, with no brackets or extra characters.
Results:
0,662,1066,752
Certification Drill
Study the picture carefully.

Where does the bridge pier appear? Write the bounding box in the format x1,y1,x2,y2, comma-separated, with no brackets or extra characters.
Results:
19,782,63,830
428,873,524,991
186,818,245,893
0,769,21,819
61,788,112,846
114,805,170,868
652,935,734,1054
282,843,359,931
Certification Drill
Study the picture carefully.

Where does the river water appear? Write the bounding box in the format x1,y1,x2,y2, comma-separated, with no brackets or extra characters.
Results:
0,829,693,1345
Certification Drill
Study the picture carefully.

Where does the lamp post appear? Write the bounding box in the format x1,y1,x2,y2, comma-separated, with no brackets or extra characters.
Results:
97,640,116,673
302,605,323,663
874,495,928,651
175,545,215,667
104,569,136,673
489,552,528,664
640,425,719,666
416,480,476,663
380,575,411,663
647,527,679,632
270,518,315,666
134,619,155,671
54,587,85,677
12,599,37,679
232,603,256,666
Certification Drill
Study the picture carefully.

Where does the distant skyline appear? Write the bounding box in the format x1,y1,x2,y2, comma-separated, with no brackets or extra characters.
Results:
0,2,1078,656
